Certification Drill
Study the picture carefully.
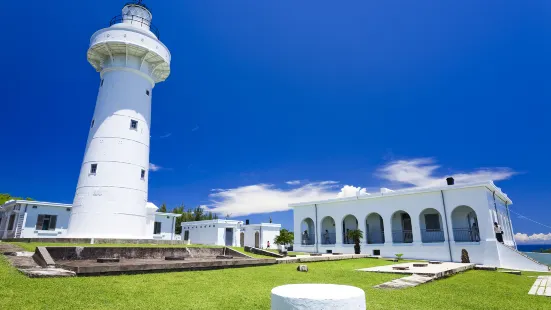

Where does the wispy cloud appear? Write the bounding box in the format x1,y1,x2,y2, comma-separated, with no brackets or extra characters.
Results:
377,158,516,188
206,181,365,216
515,232,551,244
159,133,172,139
286,180,301,185
149,163,162,172
204,157,516,216
192,125,199,132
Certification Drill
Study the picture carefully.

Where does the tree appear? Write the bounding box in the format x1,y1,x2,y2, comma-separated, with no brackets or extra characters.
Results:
274,229,294,247
193,206,204,221
0,193,34,205
158,203,167,212
347,229,364,254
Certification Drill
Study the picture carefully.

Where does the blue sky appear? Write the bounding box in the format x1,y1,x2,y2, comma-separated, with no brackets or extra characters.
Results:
1,1,550,242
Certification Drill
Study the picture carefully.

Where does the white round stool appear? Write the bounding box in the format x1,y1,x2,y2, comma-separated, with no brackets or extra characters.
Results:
271,284,366,310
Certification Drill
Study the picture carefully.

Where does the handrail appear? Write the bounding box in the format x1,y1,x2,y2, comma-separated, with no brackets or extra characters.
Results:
109,14,160,39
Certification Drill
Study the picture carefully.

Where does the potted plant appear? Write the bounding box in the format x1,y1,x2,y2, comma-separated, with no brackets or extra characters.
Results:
347,229,364,254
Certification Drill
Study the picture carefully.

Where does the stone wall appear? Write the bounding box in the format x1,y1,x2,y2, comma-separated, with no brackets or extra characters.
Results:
40,246,249,261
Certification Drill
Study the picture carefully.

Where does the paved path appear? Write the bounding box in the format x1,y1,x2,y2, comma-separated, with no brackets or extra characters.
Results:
528,276,551,297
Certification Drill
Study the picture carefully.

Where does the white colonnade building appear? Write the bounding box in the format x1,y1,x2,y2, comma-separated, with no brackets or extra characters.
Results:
68,1,171,238
291,178,549,272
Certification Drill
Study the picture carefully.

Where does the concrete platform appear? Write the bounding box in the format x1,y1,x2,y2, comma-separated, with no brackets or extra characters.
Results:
276,254,370,264
31,246,276,276
21,268,76,278
374,274,434,289
357,262,475,278
57,257,276,275
529,276,551,297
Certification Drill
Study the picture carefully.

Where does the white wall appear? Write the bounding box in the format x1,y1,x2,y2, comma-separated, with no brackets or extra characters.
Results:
69,16,170,239
182,220,242,246
152,214,178,240
242,224,281,249
21,204,71,238
292,185,527,269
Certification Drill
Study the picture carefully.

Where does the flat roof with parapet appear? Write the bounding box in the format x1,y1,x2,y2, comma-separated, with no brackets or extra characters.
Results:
290,181,512,208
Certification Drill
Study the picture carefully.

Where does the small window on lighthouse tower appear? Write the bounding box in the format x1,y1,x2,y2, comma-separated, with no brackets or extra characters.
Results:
141,169,145,180
146,90,150,96
100,79,104,87
90,119,95,128
90,164,98,174
130,120,138,130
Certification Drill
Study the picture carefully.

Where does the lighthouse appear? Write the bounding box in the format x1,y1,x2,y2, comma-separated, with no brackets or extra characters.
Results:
67,1,171,238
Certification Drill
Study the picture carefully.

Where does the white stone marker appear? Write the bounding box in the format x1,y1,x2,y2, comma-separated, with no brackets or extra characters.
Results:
271,284,366,310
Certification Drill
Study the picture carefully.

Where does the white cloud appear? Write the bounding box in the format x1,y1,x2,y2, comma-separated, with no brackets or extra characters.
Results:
377,158,516,188
286,180,301,185
159,133,172,139
149,163,162,172
205,157,516,216
337,185,367,198
515,232,551,244
207,181,341,217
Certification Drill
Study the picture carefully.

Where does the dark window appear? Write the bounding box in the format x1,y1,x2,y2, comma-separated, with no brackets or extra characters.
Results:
424,214,441,230
7,214,16,230
146,90,150,96
90,164,98,174
373,249,381,256
35,214,57,231
32,206,37,209
141,169,145,179
91,120,95,128
130,120,138,130
154,222,162,234
184,230,190,241
101,79,104,87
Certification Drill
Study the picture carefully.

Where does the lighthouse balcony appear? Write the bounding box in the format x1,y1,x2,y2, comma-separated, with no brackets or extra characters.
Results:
110,14,160,39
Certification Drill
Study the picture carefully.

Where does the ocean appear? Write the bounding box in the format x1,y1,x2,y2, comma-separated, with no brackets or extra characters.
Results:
517,244,551,266
517,244,551,252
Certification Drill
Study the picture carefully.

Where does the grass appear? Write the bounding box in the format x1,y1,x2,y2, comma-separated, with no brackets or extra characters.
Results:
1,242,550,309
265,249,308,256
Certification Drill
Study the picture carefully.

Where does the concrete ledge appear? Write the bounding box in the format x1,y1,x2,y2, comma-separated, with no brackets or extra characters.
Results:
475,265,498,271
57,258,277,275
33,247,56,267
225,247,255,259
244,246,284,258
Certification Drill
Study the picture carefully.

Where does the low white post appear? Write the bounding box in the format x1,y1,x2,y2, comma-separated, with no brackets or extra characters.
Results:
271,284,366,310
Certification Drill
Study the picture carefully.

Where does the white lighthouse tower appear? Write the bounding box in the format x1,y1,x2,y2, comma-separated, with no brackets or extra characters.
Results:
67,1,170,238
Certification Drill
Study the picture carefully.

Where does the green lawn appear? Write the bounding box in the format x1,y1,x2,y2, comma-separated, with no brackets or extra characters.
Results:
1,243,549,309
265,249,308,256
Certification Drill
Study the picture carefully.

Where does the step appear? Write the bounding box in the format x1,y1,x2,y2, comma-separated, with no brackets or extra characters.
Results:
499,270,521,275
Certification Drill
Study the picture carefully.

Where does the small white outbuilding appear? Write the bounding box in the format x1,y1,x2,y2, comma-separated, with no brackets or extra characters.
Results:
181,220,282,249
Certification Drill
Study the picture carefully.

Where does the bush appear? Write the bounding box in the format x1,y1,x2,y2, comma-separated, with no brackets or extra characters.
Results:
395,253,404,260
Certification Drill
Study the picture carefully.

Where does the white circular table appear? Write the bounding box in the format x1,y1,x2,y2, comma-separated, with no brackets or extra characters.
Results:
271,284,366,310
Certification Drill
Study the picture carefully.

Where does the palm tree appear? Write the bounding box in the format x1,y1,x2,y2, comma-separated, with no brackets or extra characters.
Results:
347,229,364,254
